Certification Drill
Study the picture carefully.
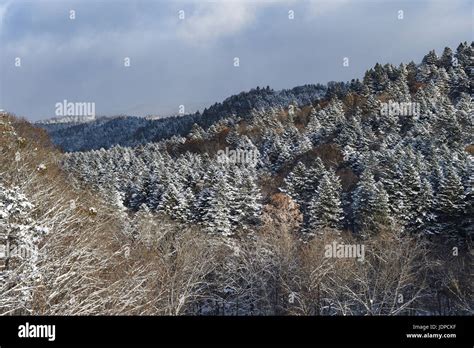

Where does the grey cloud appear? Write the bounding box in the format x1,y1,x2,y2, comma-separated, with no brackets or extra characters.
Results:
0,0,471,120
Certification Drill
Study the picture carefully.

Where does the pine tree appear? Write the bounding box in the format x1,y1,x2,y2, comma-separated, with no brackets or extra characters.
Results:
379,148,405,218
409,178,435,234
282,157,326,213
434,165,466,236
236,167,262,227
195,187,213,223
307,169,344,231
417,64,436,83
399,155,423,226
305,157,326,195
202,173,233,235
422,50,439,66
274,135,293,170
461,157,474,239
306,106,322,143
322,99,345,133
144,174,163,210
352,171,391,235
434,98,462,147
188,123,206,140
160,180,194,222
455,41,472,69
282,161,307,207
455,93,473,134
440,47,454,69
337,114,363,149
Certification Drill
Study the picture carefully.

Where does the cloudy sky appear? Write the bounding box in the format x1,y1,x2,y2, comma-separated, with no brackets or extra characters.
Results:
0,0,472,121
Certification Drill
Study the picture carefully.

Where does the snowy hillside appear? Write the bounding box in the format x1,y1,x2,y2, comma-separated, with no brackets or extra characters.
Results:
1,42,472,316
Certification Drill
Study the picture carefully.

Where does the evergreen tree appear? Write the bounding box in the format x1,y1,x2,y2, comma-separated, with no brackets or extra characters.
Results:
283,157,326,213
282,162,307,207
409,178,435,234
307,169,344,231
202,172,233,235
440,47,454,69
306,106,322,143
434,165,466,237
461,157,474,239
422,50,439,66
352,171,391,235
159,181,192,222
236,167,262,227
398,154,423,225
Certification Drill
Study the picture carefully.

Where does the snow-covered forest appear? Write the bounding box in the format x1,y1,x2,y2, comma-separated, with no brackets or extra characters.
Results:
62,43,472,241
1,43,472,315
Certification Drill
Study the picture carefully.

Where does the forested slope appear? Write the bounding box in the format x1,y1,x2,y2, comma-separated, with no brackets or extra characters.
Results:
1,42,472,315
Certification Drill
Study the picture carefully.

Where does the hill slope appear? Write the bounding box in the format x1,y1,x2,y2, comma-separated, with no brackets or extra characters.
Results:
38,84,326,152
1,42,472,316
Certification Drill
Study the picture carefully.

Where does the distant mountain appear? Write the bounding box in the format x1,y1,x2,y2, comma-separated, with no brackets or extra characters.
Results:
38,84,327,152
36,114,96,125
